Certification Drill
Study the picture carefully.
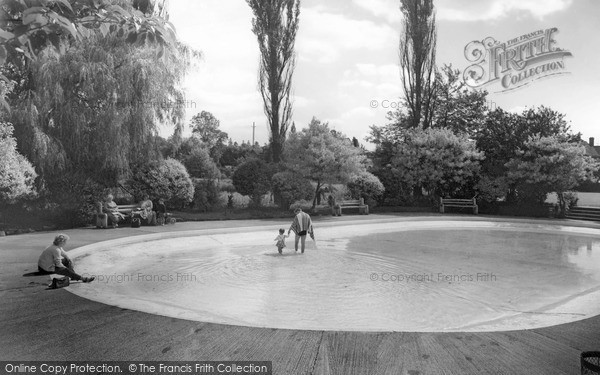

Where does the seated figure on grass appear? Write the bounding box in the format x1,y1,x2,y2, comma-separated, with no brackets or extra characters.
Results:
38,234,94,283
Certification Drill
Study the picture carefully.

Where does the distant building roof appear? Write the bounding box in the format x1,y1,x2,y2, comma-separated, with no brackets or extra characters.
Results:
583,137,600,158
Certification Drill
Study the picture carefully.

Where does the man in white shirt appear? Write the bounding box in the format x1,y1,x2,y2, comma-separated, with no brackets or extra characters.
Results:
38,234,94,283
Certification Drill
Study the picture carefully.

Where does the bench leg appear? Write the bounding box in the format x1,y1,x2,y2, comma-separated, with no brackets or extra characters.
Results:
440,205,444,213
96,214,108,229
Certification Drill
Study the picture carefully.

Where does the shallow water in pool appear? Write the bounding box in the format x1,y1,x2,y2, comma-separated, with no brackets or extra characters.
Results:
69,221,600,332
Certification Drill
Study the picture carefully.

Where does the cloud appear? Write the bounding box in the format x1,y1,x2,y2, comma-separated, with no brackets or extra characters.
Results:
352,0,572,23
507,105,528,114
340,63,400,98
328,106,376,138
292,95,313,109
168,1,268,141
436,0,573,21
352,0,401,24
296,5,397,64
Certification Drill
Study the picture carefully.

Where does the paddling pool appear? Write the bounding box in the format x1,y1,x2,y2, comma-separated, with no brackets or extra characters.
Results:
67,218,600,332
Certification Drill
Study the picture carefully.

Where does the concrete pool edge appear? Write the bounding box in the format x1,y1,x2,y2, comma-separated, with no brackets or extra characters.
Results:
2,214,599,373
65,217,600,333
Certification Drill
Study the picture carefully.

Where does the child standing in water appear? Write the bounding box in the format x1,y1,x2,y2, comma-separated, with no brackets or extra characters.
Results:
274,228,289,254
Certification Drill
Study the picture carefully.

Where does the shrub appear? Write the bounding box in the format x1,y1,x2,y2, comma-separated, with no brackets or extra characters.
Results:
562,191,578,209
192,179,222,212
372,167,413,206
556,191,578,217
513,182,548,205
389,127,483,199
496,203,552,218
129,158,194,209
41,171,106,228
289,199,313,212
0,121,37,204
272,171,313,209
475,175,509,203
182,146,220,179
346,172,385,202
219,179,236,193
232,159,273,206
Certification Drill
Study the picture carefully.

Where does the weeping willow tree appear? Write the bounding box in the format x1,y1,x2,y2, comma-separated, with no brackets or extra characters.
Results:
5,0,198,189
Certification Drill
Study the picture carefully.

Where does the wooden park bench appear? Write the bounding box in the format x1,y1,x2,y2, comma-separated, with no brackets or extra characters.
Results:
336,198,369,215
95,203,139,228
112,204,138,216
439,197,478,214
96,202,173,227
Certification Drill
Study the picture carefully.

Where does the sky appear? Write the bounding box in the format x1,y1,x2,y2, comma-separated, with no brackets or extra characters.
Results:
167,0,600,147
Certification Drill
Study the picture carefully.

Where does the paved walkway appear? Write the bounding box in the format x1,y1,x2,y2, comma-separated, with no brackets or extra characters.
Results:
1,213,599,374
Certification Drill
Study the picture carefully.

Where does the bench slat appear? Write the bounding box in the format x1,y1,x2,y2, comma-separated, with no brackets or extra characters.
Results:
440,197,478,215
336,199,369,215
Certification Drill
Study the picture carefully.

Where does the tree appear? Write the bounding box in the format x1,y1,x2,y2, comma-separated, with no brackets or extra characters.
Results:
0,0,177,113
5,15,197,187
0,0,176,65
0,121,37,204
346,172,385,202
129,158,194,209
247,0,300,162
284,117,368,208
389,127,484,200
189,111,228,160
475,106,575,202
178,137,220,180
219,140,265,174
271,171,313,209
232,158,272,206
506,136,598,215
191,178,221,212
399,0,437,129
431,65,487,135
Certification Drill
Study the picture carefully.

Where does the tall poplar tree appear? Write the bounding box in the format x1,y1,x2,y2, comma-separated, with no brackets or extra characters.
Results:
247,0,300,163
399,0,437,129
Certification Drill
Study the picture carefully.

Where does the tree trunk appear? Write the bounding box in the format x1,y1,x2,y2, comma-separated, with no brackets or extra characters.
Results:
557,191,566,218
271,135,283,163
312,182,322,209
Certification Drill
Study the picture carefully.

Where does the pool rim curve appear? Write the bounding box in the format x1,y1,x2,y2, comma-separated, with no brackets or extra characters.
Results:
64,215,600,334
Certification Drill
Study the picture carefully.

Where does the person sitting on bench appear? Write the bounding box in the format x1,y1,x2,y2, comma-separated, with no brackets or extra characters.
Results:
38,234,94,283
103,194,125,228
135,194,156,225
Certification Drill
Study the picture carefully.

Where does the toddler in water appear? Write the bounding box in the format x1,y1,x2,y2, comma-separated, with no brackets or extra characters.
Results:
274,228,289,254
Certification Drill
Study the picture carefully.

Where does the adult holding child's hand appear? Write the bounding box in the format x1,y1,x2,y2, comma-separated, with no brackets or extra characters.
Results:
288,208,314,254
